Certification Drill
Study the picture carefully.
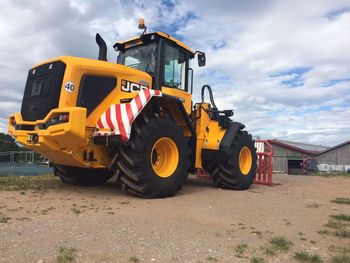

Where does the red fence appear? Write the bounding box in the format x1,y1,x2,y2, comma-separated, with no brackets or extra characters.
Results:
254,140,273,186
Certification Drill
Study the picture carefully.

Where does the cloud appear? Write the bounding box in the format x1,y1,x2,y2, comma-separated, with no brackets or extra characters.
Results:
0,0,349,146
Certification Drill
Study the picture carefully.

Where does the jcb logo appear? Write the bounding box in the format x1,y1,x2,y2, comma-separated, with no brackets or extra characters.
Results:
121,80,148,93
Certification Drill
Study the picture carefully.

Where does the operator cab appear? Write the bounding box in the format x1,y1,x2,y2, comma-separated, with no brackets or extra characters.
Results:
114,22,205,94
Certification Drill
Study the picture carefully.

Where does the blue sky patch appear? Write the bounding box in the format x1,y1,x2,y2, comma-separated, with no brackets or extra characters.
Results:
326,7,350,19
321,77,350,87
270,66,312,88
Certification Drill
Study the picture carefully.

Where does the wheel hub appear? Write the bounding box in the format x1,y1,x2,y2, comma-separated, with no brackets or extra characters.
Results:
239,146,253,175
151,137,179,178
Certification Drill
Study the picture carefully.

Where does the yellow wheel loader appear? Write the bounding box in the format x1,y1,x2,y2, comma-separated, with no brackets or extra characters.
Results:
8,19,257,198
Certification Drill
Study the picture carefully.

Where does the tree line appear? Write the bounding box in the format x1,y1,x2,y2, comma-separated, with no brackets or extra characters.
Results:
0,132,25,152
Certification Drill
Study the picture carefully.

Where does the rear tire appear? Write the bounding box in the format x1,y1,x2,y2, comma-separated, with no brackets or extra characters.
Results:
53,164,113,186
112,114,188,198
203,130,257,190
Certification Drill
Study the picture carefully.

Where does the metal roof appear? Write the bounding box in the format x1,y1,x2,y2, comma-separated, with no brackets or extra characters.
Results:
269,139,329,155
317,140,350,155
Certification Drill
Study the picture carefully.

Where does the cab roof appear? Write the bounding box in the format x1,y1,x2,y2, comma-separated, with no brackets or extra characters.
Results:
113,31,195,57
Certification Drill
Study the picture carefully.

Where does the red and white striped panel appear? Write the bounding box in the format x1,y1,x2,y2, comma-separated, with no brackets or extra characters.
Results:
95,89,162,142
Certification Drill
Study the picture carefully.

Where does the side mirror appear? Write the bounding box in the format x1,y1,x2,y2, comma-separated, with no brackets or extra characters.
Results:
198,52,206,67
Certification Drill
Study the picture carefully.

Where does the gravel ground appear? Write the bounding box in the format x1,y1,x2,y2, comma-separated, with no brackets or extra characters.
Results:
0,174,349,263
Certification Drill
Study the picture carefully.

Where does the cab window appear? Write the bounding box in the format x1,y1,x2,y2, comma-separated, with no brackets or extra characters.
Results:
118,43,157,75
163,44,187,90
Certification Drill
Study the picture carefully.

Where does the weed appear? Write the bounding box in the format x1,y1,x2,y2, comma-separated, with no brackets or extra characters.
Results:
0,212,11,223
263,236,292,256
300,237,307,241
310,240,316,244
16,217,30,221
270,237,291,251
325,220,347,229
71,207,81,215
331,214,350,222
294,251,323,263
20,191,26,195
250,256,265,263
235,242,248,257
328,245,350,254
129,256,139,262
335,229,350,238
252,230,262,238
317,229,331,235
331,255,350,263
118,201,130,205
298,232,303,236
306,203,321,208
331,198,350,205
207,255,218,262
56,246,76,263
41,206,55,215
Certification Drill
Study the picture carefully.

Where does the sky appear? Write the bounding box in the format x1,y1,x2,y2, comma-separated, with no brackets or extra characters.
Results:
0,0,349,147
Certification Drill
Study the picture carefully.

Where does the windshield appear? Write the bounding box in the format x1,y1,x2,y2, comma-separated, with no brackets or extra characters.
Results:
118,43,157,75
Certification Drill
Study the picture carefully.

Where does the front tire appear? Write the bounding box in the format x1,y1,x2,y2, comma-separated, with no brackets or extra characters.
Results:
112,114,188,198
203,130,257,190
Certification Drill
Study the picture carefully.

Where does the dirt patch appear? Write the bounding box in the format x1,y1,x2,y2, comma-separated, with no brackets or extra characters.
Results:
0,174,349,262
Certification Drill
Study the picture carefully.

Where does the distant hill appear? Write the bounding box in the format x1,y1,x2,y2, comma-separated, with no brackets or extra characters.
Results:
0,133,24,152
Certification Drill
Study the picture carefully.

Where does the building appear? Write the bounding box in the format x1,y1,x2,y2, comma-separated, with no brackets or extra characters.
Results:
316,140,350,172
268,139,329,174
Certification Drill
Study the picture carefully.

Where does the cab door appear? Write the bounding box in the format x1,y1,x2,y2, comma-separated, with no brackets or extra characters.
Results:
161,43,192,114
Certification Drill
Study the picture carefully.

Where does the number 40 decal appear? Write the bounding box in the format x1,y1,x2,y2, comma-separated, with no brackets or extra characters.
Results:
64,82,75,93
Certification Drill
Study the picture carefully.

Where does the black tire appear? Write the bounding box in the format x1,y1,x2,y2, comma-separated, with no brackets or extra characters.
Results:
203,130,257,190
112,114,188,198
53,164,113,186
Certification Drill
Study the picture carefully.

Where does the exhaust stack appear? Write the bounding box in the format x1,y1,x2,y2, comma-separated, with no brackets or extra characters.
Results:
95,33,107,61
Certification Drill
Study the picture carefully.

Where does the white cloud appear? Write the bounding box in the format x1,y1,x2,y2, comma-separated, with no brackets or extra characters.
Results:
0,0,349,146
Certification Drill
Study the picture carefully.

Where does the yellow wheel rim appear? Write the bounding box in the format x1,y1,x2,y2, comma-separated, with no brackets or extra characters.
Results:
151,137,179,178
239,146,253,175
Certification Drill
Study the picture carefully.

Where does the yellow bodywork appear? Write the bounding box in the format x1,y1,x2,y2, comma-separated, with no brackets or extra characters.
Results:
8,55,227,170
193,103,226,168
9,56,153,168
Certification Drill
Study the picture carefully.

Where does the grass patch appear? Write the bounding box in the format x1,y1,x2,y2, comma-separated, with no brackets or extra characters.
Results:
0,212,11,223
235,242,248,257
56,246,76,263
118,201,130,205
250,256,265,263
206,255,218,262
335,229,350,238
318,229,331,235
332,198,350,205
325,220,347,229
0,175,62,191
306,203,321,208
331,214,350,222
70,207,81,215
252,230,263,238
41,206,55,215
309,172,350,178
263,236,292,256
294,251,323,263
331,255,350,263
328,245,350,254
129,256,139,262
